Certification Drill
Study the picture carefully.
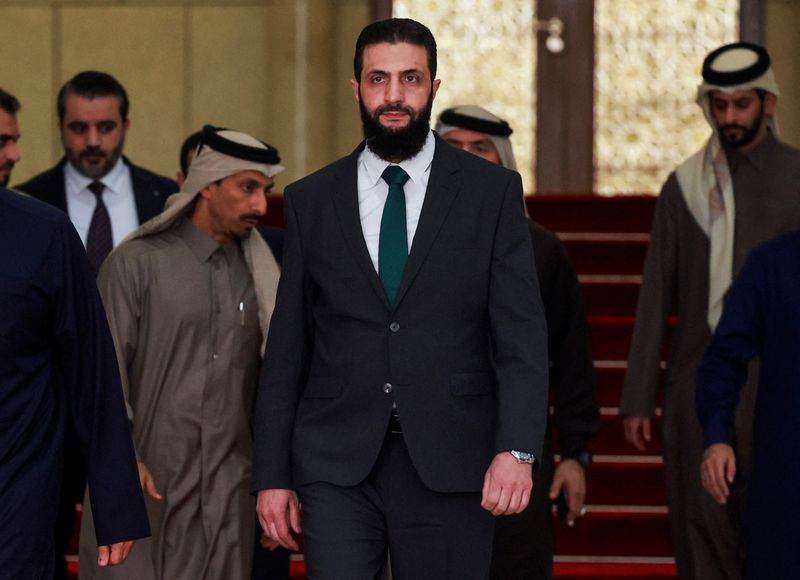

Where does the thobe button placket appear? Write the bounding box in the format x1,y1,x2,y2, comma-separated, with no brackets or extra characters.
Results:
389,322,400,332
382,383,393,394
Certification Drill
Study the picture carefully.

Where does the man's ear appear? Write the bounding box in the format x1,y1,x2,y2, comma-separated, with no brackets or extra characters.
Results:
763,92,777,117
350,79,360,103
198,182,215,200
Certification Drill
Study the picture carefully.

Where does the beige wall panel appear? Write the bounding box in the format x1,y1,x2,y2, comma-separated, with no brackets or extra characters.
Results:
263,3,299,187
190,7,276,178
767,0,800,148
0,8,54,185
59,7,184,180
332,1,371,157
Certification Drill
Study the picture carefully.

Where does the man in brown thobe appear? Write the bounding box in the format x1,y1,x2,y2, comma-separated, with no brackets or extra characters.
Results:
79,125,284,579
620,43,800,579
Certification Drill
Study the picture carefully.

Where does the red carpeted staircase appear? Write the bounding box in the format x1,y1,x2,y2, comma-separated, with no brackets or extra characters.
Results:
68,193,672,579
529,194,675,579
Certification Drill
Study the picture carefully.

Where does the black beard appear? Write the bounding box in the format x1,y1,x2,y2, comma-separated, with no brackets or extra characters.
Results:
718,106,764,149
360,95,433,162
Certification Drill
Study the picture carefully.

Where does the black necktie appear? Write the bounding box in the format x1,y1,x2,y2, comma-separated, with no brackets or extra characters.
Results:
86,181,112,275
379,166,410,304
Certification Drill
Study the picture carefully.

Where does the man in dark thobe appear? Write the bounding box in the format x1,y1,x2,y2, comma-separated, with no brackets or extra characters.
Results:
697,230,800,579
0,187,149,578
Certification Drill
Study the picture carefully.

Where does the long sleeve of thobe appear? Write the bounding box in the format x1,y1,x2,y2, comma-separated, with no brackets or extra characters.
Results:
620,180,679,417
54,217,150,546
696,250,764,449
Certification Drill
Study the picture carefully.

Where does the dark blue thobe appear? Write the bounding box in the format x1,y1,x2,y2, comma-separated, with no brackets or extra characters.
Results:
697,229,800,580
0,188,149,579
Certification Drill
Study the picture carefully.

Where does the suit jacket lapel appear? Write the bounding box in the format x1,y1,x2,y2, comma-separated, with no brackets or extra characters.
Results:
330,145,392,309
394,135,461,307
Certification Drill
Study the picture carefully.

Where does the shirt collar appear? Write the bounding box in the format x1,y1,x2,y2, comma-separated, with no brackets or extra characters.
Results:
361,130,436,187
177,215,220,263
64,156,128,194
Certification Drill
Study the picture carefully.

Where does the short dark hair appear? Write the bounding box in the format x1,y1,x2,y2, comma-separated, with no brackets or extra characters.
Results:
0,88,21,116
353,18,437,82
179,130,204,176
57,71,129,122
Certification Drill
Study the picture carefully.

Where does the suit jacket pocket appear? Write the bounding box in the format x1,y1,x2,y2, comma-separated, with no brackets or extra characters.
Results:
449,372,492,396
302,377,343,399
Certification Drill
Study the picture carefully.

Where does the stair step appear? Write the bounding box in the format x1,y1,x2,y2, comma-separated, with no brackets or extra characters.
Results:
554,558,676,579
554,508,672,558
588,316,635,361
564,238,648,276
527,194,657,234
580,276,641,317
594,363,625,407
591,413,663,456
585,458,667,506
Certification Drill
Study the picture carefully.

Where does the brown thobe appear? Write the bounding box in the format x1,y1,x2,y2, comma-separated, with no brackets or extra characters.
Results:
620,132,800,580
80,217,263,579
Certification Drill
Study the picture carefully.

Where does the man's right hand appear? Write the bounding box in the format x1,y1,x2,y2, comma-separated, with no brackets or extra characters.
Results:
623,416,651,452
257,489,302,551
701,443,736,505
137,462,162,500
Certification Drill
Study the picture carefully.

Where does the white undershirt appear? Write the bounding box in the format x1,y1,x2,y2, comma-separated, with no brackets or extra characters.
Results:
64,157,139,247
357,130,436,273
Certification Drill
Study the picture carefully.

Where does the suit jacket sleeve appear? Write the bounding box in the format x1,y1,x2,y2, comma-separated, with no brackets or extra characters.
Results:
490,173,550,458
53,218,149,545
252,190,311,491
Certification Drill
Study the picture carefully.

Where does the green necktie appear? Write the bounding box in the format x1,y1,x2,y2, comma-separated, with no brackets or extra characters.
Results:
379,165,411,305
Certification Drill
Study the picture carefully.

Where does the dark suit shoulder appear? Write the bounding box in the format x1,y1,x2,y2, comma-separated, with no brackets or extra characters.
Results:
14,164,65,203
284,154,354,197
127,161,177,192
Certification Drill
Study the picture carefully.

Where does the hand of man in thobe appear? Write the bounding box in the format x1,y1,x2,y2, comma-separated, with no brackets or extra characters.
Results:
623,415,651,452
549,459,586,526
257,489,302,551
97,541,135,567
138,462,162,500
481,452,533,516
701,443,736,505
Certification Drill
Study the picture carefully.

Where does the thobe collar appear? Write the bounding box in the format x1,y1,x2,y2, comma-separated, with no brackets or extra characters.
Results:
724,128,777,173
177,217,223,263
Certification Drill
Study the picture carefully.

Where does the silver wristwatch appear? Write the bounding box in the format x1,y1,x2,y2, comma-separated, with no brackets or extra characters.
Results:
510,450,536,464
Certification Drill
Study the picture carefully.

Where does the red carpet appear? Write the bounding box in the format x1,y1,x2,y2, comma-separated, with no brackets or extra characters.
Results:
69,194,673,578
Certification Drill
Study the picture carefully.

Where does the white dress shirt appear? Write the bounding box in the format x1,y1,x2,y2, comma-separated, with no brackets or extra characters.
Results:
357,130,436,274
64,157,139,247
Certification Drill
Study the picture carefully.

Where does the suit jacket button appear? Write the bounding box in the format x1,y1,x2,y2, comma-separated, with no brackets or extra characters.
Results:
382,383,393,394
389,322,400,332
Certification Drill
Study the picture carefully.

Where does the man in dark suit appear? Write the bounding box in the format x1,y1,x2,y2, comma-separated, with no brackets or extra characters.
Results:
16,71,175,273
14,70,174,580
253,18,549,580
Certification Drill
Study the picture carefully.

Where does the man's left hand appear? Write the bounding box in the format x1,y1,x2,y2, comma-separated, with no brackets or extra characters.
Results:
548,459,586,526
97,541,135,567
481,452,533,516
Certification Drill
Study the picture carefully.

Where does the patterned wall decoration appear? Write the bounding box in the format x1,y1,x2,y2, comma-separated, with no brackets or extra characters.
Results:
393,1,536,191
594,0,739,194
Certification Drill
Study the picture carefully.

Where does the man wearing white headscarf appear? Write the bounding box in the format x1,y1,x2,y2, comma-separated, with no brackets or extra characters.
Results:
79,125,284,580
437,106,599,580
620,42,800,579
